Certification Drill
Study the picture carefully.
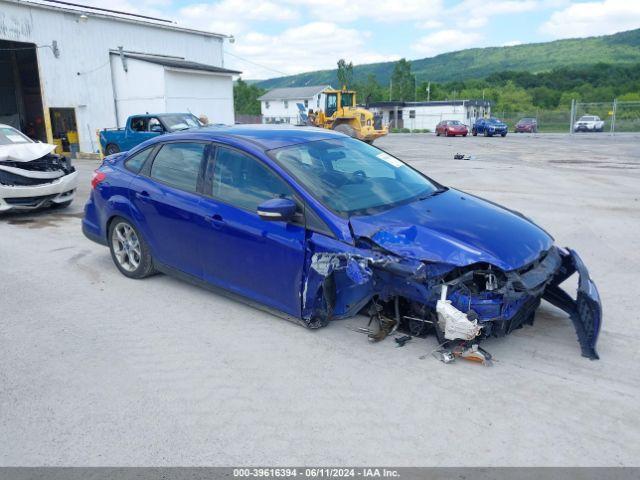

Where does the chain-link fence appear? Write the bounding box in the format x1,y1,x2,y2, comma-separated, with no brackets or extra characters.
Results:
570,100,640,134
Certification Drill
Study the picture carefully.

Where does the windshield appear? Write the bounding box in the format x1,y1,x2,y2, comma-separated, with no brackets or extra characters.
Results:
447,120,462,125
0,126,33,146
487,118,502,124
340,93,354,107
579,116,596,121
519,118,535,123
160,114,203,132
268,137,439,216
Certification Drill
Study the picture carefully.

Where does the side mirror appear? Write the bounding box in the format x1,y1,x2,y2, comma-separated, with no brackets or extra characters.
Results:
150,124,164,133
257,198,297,222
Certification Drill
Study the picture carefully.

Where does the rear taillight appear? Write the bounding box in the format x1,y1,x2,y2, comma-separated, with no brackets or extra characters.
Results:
91,171,106,189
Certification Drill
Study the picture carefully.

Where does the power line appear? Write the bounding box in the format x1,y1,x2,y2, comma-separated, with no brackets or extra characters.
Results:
223,50,288,76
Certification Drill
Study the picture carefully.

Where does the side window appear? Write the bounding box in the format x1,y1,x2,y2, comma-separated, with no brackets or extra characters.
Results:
130,117,148,132
150,143,205,192
326,94,337,116
211,147,294,211
124,147,154,173
148,117,163,133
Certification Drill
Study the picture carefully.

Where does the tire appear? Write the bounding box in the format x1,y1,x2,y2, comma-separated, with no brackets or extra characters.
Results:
484,129,489,137
105,143,120,156
333,123,357,138
108,217,155,279
463,133,467,137
501,132,507,137
472,129,477,136
436,131,440,136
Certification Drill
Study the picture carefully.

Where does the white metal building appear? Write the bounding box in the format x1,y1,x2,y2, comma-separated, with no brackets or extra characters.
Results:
369,100,491,131
259,85,331,124
0,0,239,154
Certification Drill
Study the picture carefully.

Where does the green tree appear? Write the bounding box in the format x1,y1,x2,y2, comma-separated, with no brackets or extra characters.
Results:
337,59,354,89
353,73,385,104
233,77,265,115
390,58,415,101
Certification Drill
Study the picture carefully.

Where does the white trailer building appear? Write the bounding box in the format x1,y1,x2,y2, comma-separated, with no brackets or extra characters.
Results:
259,85,331,124
369,100,491,131
0,0,239,154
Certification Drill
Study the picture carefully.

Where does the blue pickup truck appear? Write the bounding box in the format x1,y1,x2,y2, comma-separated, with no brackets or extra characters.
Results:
472,117,508,137
99,113,203,155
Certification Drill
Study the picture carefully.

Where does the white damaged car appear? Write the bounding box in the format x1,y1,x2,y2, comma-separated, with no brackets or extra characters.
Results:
0,124,78,212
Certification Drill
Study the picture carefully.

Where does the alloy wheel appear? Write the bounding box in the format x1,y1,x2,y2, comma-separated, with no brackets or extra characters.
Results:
112,222,141,272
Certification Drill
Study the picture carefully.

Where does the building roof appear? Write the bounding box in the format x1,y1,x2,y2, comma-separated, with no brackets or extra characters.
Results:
258,85,331,102
370,100,491,108
7,0,229,38
114,52,241,75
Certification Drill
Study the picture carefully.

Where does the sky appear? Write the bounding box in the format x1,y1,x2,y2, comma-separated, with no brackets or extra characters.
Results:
72,0,640,79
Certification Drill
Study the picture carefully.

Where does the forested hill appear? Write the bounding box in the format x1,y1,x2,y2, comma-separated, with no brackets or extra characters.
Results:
255,28,640,88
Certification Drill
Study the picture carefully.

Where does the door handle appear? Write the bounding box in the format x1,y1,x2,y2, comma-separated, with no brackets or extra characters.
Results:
135,190,150,201
207,213,225,229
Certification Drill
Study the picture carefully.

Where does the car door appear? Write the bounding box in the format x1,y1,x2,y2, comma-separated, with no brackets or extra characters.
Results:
198,145,306,317
129,141,210,278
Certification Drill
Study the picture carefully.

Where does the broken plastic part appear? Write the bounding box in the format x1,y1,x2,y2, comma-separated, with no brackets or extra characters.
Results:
436,285,482,341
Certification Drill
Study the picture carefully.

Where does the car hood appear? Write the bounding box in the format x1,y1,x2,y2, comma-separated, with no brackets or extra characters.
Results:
349,189,553,272
0,143,56,162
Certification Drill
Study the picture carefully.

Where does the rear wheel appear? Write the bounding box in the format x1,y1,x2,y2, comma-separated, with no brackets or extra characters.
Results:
108,217,155,279
105,143,120,155
472,129,477,136
333,123,357,138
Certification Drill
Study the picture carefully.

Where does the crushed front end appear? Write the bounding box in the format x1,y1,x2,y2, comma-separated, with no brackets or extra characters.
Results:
0,147,78,211
301,234,602,364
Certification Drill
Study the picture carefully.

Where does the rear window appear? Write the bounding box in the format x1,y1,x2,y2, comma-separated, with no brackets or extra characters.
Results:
125,147,154,173
0,127,32,145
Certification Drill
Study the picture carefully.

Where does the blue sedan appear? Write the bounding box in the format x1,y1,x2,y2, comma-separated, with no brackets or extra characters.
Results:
82,126,601,363
472,117,508,137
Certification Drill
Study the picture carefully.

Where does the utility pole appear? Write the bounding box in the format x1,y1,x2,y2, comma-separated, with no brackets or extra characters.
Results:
569,98,575,134
427,82,431,102
389,79,392,101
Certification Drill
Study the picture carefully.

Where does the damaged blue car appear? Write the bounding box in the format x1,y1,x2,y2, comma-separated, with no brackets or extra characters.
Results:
82,126,601,364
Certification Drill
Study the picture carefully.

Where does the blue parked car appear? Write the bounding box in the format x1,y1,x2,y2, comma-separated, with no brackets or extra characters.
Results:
472,117,508,137
99,113,203,156
82,126,600,363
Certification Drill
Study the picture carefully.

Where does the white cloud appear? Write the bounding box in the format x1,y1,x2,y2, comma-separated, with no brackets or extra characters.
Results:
178,0,299,34
540,0,640,38
412,29,483,57
226,22,399,79
283,0,445,23
503,40,523,46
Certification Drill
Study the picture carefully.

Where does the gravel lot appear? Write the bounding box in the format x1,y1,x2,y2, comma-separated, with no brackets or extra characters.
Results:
1,132,639,466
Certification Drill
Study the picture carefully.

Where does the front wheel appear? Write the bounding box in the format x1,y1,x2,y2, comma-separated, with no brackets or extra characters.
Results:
333,123,357,138
483,129,489,137
104,143,120,156
109,217,155,279
501,132,507,137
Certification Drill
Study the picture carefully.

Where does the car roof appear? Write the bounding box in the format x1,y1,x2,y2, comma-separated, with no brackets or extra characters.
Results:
0,123,17,129
159,124,345,150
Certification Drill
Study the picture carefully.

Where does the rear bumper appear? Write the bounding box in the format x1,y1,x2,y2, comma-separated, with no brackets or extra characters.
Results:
0,170,79,211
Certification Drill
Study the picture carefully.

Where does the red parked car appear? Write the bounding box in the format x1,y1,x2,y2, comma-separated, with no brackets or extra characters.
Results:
435,120,468,137
515,118,538,133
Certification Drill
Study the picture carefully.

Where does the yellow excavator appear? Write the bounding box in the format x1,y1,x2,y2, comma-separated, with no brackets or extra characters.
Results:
308,88,387,144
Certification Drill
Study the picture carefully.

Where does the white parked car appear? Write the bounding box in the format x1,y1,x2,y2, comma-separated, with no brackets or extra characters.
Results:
573,115,605,132
0,124,79,212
